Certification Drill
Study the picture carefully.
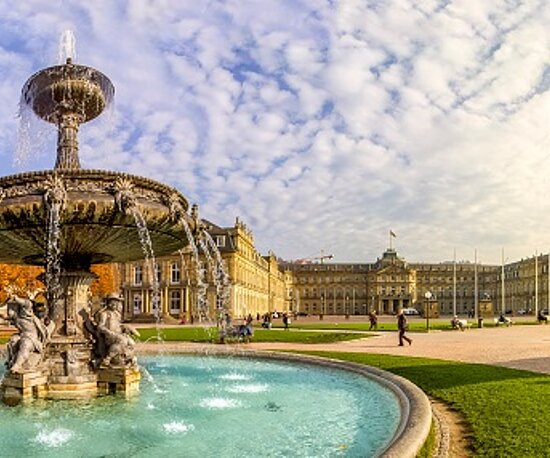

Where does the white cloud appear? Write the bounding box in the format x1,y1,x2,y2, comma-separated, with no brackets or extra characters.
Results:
1,0,550,265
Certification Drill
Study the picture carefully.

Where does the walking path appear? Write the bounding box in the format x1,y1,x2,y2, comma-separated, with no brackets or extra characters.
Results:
137,324,550,375
249,325,550,374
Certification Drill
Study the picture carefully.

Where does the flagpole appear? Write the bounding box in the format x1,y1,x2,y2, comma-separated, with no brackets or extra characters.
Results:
501,248,505,316
453,249,457,316
546,251,550,316
474,249,478,323
547,251,549,316
389,230,392,250
535,251,539,318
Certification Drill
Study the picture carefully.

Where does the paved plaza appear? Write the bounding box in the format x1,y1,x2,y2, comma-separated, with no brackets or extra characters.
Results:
247,325,550,374
136,320,550,375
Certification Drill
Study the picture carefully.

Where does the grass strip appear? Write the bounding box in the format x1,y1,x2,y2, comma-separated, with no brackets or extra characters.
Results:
136,327,367,344
299,351,550,457
280,320,540,332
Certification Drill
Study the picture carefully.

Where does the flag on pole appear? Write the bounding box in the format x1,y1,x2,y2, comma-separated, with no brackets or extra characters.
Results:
390,230,396,238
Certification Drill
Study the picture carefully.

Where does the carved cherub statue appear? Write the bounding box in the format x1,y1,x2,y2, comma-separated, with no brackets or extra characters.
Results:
5,294,54,373
95,293,140,368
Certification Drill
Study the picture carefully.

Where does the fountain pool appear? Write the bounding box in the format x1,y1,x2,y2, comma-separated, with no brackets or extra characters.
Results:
0,354,403,457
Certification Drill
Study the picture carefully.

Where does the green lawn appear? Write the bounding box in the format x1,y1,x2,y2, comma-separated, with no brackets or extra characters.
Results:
136,326,368,344
278,319,540,332
277,320,455,332
302,351,550,457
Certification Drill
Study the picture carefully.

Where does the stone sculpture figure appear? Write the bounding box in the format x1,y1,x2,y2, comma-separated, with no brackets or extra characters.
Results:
95,294,140,368
5,295,54,373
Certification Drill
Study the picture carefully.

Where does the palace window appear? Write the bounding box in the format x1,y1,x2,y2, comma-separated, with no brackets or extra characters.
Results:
171,262,181,284
170,290,181,314
216,235,226,247
134,266,143,286
133,293,142,314
155,264,162,283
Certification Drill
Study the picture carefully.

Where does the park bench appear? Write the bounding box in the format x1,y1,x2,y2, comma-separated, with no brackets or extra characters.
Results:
494,317,512,327
451,319,470,331
219,325,253,344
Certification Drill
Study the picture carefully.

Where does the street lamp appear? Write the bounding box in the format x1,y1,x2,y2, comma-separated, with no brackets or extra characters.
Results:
425,290,433,332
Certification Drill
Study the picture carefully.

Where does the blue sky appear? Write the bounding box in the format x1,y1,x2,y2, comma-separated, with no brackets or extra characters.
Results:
0,0,549,264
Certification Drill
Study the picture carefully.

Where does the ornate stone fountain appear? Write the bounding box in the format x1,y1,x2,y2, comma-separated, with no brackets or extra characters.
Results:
0,56,195,405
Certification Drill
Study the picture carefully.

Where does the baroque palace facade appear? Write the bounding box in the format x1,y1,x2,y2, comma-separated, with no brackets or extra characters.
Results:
119,218,286,321
284,250,550,317
119,219,550,320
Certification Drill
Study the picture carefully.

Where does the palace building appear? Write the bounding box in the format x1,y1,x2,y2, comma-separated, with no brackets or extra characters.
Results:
119,220,550,320
119,218,286,321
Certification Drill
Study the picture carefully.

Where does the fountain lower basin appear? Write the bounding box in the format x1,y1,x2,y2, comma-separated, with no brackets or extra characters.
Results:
0,352,432,457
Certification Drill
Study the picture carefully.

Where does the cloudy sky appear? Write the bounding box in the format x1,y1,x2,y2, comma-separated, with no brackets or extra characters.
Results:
0,0,549,265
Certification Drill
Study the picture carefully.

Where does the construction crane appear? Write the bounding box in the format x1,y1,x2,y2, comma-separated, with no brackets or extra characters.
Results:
295,251,334,265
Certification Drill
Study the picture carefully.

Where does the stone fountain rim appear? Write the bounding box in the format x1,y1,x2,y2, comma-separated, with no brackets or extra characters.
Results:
137,347,432,458
0,169,189,208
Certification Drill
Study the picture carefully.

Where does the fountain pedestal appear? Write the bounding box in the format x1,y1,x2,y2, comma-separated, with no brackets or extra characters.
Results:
97,366,141,396
45,270,98,399
1,370,48,406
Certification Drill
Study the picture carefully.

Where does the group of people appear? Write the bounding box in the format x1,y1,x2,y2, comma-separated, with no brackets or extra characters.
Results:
218,312,255,343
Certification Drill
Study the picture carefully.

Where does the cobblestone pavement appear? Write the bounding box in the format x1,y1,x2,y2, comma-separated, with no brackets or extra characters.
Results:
137,324,550,375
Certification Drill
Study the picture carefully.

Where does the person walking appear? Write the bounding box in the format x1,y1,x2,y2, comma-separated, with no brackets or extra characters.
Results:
368,310,378,331
397,309,412,346
282,312,290,330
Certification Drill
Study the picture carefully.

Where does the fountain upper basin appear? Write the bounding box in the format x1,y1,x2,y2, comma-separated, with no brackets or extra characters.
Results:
0,169,191,267
22,63,113,123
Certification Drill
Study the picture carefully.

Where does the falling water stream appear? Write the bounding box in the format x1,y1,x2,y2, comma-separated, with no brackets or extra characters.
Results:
179,217,209,322
44,196,62,309
203,232,231,314
130,207,160,321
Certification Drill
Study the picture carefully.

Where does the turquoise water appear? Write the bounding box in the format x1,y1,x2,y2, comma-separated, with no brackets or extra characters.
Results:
0,356,400,457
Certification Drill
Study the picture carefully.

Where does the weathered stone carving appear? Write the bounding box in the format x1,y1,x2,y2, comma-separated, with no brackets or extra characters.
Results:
112,177,136,214
5,295,55,373
42,174,67,209
93,294,140,368
190,203,210,237
166,192,185,221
